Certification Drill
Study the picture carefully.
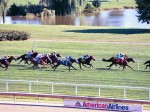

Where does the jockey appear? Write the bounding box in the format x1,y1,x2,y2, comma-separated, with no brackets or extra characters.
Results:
66,56,72,60
25,50,34,59
82,54,89,60
50,52,56,57
115,52,126,63
1,55,9,63
35,54,43,63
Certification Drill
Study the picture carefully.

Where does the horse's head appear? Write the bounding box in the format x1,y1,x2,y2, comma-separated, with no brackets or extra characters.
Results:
127,57,135,63
7,56,16,62
56,53,61,57
90,56,95,61
70,58,79,64
31,52,38,58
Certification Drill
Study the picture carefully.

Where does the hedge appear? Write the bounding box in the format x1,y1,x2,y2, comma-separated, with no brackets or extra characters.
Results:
0,30,30,41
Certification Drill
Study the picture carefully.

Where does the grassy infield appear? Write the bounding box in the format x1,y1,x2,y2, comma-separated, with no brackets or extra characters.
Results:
0,0,150,108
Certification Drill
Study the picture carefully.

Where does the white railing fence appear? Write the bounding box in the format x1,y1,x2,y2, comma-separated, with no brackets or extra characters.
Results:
0,79,149,100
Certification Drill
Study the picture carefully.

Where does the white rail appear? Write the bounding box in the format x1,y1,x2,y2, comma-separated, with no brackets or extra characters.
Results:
0,79,149,100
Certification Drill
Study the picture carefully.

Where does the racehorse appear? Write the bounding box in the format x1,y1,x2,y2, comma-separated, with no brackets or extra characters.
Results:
144,60,150,70
77,56,95,69
53,58,78,71
16,52,38,64
49,53,61,65
0,56,16,70
30,55,52,68
102,57,135,70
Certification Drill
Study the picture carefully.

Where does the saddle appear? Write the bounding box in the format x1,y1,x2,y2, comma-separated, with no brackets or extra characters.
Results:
115,58,128,64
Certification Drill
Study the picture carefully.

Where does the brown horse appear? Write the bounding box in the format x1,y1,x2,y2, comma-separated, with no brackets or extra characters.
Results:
48,53,61,66
16,52,38,64
102,57,135,70
0,56,16,70
77,56,95,69
30,55,52,68
144,60,150,70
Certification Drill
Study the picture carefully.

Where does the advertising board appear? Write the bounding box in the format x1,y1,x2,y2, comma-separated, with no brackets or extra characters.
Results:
64,99,143,112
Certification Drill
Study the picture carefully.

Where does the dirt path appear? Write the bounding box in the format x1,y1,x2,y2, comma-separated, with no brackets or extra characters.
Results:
28,39,150,45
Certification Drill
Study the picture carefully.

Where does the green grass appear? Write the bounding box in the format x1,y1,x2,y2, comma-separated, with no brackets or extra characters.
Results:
7,0,39,6
101,0,136,9
0,24,150,100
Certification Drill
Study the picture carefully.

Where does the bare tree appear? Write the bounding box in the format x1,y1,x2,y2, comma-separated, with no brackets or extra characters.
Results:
0,0,8,24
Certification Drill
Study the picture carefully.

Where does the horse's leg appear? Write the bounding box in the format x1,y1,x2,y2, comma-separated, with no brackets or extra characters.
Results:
122,65,125,70
108,63,114,70
0,62,4,68
145,65,148,70
54,63,59,71
87,63,93,68
0,64,4,68
82,64,88,68
126,65,134,70
70,65,77,70
79,63,82,69
17,59,24,64
5,65,8,71
69,66,70,72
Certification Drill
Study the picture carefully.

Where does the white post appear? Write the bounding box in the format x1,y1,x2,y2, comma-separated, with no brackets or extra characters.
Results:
75,85,78,95
29,82,32,93
98,86,101,97
6,81,8,92
149,88,150,100
52,82,54,94
38,97,40,104
36,80,38,93
14,95,16,104
138,61,140,70
124,86,126,98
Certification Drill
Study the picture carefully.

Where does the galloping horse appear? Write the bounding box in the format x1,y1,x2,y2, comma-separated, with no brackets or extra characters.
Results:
30,55,52,68
49,53,61,66
16,52,38,64
77,56,95,69
53,58,78,71
144,60,150,70
102,57,135,70
0,56,16,70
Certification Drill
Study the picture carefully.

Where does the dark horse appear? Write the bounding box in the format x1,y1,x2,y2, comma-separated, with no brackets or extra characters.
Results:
77,56,95,69
0,56,16,70
48,53,61,66
16,52,38,64
102,57,135,70
144,60,150,70
53,58,78,71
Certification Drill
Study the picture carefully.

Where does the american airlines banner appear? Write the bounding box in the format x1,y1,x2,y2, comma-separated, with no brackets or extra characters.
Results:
64,99,143,112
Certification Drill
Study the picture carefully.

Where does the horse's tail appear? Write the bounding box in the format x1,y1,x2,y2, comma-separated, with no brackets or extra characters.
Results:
144,60,150,65
16,56,21,60
102,57,114,62
16,54,26,61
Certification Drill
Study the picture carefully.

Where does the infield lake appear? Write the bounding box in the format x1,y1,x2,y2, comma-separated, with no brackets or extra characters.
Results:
1,9,150,28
